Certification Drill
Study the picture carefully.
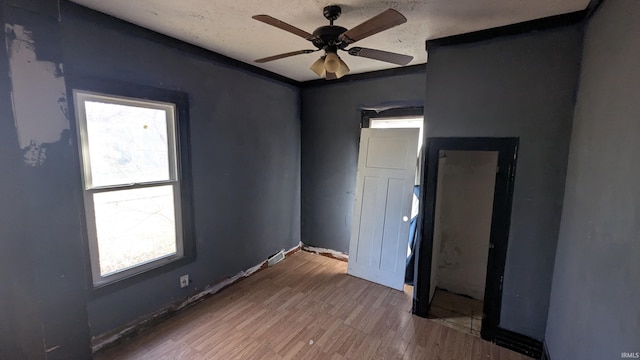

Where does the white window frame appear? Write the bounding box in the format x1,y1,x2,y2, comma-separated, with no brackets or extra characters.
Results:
74,90,184,287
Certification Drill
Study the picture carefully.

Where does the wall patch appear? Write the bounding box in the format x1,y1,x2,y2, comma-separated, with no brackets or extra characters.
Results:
5,24,68,166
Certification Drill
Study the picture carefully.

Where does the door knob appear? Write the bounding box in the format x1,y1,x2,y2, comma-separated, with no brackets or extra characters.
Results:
402,216,409,222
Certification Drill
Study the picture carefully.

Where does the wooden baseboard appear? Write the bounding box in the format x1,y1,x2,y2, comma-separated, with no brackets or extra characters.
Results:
92,242,302,353
494,327,543,359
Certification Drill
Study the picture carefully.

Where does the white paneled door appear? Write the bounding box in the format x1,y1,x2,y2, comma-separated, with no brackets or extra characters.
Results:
348,128,419,291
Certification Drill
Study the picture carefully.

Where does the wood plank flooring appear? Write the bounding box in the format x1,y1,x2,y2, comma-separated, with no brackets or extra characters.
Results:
94,251,529,360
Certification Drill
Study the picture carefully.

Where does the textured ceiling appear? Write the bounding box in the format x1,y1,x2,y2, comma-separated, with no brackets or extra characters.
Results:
69,0,590,81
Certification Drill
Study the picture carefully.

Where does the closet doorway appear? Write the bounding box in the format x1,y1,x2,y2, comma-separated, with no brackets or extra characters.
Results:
413,137,518,342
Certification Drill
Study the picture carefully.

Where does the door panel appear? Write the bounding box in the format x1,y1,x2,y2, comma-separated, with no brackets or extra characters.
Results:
348,128,419,291
355,176,380,265
380,178,405,272
366,136,411,169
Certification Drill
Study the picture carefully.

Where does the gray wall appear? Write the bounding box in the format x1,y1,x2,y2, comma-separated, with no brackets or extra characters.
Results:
0,2,91,359
301,72,425,253
60,4,301,336
424,26,582,339
545,1,640,358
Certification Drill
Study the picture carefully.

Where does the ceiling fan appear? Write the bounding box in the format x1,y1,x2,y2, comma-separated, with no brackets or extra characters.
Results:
252,5,413,80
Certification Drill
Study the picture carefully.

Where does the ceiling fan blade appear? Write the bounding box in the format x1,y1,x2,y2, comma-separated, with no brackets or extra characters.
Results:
347,47,413,65
326,72,337,80
339,9,407,45
252,15,315,41
255,49,315,63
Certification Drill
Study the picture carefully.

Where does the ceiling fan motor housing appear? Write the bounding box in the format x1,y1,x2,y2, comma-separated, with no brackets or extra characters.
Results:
311,5,349,51
312,25,348,50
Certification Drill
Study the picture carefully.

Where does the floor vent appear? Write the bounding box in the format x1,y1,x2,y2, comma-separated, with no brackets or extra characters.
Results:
268,250,285,267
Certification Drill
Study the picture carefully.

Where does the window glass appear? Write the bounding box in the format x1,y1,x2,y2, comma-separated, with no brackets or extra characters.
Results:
93,185,177,276
84,101,172,187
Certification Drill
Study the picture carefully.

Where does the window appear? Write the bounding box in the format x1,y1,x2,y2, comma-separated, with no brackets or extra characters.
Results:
362,107,425,173
74,90,187,287
361,107,424,151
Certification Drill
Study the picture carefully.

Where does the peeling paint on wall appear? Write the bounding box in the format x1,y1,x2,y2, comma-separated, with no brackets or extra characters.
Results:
91,243,302,352
4,24,68,166
301,244,349,261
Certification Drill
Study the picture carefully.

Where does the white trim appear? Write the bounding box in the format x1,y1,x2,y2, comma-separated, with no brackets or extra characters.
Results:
73,90,185,287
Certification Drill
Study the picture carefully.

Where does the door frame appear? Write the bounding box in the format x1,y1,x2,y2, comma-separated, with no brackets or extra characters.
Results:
361,106,424,129
412,137,519,342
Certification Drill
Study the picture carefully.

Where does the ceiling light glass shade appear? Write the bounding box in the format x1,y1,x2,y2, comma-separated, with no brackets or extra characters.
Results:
324,51,340,73
310,57,326,77
335,58,350,79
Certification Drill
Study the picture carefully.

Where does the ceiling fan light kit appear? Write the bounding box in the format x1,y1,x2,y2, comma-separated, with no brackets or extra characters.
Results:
310,56,326,77
324,51,341,73
309,52,350,79
252,5,413,80
335,58,350,79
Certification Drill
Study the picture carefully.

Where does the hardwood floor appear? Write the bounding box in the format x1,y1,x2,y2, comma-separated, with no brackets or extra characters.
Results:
94,251,529,360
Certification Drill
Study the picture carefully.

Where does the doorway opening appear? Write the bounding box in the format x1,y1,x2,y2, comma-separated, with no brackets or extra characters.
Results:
428,150,498,338
357,107,424,297
413,137,518,343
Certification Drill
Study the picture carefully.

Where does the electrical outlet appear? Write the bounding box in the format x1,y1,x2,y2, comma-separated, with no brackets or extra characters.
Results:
179,274,189,288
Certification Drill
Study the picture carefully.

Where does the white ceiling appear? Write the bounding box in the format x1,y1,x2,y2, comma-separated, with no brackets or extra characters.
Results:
70,0,589,82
